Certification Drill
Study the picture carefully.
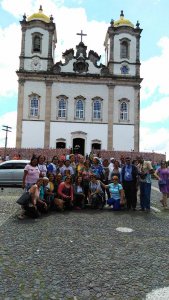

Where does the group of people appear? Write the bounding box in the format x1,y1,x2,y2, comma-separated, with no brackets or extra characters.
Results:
17,152,169,219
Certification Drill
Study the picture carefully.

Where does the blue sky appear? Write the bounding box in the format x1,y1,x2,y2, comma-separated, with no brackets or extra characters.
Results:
0,0,169,158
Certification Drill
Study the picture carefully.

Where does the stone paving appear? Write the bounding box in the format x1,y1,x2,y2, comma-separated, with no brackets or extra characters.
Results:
1,181,169,300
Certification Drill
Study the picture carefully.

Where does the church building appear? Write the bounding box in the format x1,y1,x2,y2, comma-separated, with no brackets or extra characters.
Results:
16,6,142,155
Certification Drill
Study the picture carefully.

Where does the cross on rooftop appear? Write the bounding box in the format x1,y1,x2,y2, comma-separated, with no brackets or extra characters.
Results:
76,30,87,43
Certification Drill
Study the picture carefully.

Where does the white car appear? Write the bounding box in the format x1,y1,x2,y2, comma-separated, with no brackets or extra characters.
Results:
0,160,30,186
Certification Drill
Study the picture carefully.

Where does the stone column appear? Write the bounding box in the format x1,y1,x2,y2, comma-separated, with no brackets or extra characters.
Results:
108,34,114,74
16,79,25,148
19,28,26,70
134,85,140,151
107,84,115,150
136,34,141,77
47,29,53,71
44,81,53,148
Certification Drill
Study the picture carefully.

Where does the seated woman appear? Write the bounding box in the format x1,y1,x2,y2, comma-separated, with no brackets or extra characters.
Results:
53,173,63,197
18,178,48,219
88,174,104,209
45,173,64,211
100,176,125,211
39,176,50,211
73,176,85,209
57,175,74,210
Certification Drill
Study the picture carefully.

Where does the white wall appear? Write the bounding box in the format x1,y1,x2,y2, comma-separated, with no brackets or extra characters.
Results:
114,86,135,123
24,28,49,57
113,64,136,76
51,82,108,123
23,81,46,119
113,124,134,150
114,34,136,62
50,122,108,154
22,121,45,148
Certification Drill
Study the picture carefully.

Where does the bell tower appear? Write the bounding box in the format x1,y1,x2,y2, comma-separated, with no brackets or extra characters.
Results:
19,6,57,72
104,10,142,77
104,11,143,152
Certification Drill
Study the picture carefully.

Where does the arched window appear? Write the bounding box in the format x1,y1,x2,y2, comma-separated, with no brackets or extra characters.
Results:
34,36,40,52
58,99,67,118
76,99,84,119
29,94,40,117
93,100,101,119
120,101,128,120
32,33,43,53
120,41,129,59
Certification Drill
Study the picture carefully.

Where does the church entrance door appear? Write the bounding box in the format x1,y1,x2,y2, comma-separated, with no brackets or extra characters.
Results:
73,138,85,155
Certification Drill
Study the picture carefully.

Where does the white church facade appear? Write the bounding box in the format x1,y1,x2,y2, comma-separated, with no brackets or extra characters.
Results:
16,6,142,155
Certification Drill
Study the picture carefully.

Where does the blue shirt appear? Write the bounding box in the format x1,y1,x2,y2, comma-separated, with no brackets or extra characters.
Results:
124,165,133,181
108,183,122,200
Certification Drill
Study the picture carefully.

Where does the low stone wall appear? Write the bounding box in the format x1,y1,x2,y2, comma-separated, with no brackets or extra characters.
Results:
0,147,166,163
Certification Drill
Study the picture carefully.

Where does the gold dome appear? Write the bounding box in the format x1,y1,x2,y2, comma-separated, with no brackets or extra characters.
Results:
27,6,50,23
114,10,134,28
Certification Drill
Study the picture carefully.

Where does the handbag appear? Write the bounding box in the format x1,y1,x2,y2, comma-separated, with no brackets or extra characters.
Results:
16,192,31,205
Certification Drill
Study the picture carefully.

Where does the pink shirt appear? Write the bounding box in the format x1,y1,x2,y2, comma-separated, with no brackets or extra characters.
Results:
24,164,40,184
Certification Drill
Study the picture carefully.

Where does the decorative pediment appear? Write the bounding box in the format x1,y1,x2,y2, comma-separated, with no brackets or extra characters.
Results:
28,92,41,98
118,98,130,103
71,131,87,135
52,41,108,75
91,96,103,101
56,138,66,141
62,48,74,63
100,65,110,75
91,139,101,143
75,42,87,59
56,95,68,100
53,62,61,73
88,50,101,66
74,95,86,100
73,57,88,73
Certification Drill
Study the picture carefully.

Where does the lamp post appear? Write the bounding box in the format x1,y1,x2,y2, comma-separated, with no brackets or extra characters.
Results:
2,125,12,160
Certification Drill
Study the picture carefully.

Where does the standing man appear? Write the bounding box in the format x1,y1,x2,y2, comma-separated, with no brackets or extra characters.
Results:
137,156,154,212
121,157,138,210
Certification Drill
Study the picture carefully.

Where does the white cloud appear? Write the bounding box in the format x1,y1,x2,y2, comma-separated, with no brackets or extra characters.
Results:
141,96,169,123
140,126,168,158
0,1,107,98
141,36,169,100
0,111,17,147
0,23,20,97
1,0,64,18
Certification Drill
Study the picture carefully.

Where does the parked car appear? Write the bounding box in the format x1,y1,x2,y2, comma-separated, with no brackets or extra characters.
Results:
0,160,30,187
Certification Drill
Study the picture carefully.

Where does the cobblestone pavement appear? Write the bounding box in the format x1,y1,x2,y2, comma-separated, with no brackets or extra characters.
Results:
1,181,169,300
